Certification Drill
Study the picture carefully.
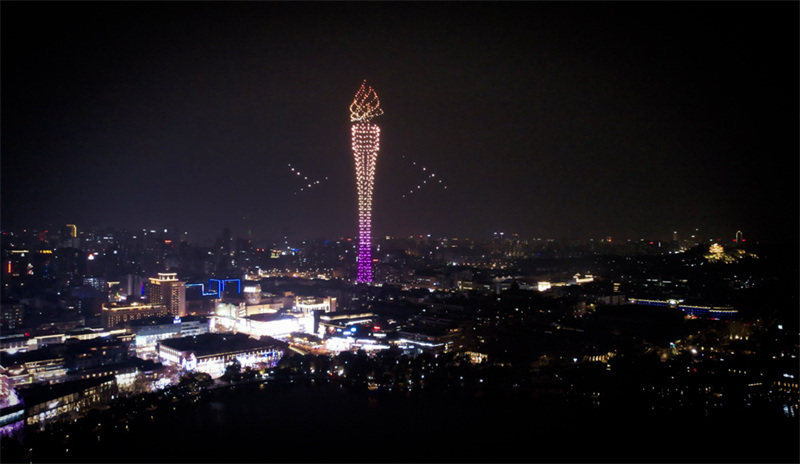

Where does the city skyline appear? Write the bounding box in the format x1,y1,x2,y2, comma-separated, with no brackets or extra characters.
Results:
2,2,798,246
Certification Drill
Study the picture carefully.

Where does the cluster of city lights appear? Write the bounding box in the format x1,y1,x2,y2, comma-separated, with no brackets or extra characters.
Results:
400,155,448,198
351,81,383,283
287,163,328,195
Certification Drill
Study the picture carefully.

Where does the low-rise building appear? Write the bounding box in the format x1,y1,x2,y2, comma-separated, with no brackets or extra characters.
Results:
294,296,337,314
16,375,118,430
318,311,376,333
0,347,67,387
157,333,283,378
101,302,170,329
64,337,129,371
125,316,210,359
65,360,139,393
396,324,463,354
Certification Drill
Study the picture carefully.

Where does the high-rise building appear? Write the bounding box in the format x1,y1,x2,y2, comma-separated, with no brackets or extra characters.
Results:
350,80,384,283
148,272,186,317
61,224,80,249
122,274,147,299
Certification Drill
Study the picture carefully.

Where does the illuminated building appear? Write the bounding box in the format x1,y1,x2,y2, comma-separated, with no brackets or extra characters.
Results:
65,361,139,394
396,324,464,354
0,403,24,438
0,328,127,355
248,312,313,337
61,224,80,248
537,281,552,292
213,311,313,339
0,336,29,355
294,296,336,314
350,80,383,283
82,277,106,293
157,333,283,378
243,283,262,305
125,316,210,359
0,303,25,330
17,375,117,430
64,337,129,371
101,302,170,329
318,311,376,336
122,273,147,299
149,273,186,317
324,336,390,353
242,300,284,316
0,347,67,387
0,368,11,400
534,274,595,294
214,302,248,319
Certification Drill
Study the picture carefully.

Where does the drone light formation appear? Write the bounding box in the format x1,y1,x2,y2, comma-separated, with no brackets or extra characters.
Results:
351,81,383,283
400,155,448,198
350,80,384,123
288,163,328,195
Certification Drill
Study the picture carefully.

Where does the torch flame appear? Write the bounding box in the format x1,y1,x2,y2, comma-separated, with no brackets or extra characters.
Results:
350,80,384,122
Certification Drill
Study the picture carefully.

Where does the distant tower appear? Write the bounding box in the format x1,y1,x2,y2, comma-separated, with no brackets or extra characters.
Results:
350,80,384,283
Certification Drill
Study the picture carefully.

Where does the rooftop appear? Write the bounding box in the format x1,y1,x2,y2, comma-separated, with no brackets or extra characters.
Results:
158,333,278,356
125,315,208,327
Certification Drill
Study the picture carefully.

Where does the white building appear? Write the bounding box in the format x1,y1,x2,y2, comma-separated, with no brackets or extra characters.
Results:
157,333,282,378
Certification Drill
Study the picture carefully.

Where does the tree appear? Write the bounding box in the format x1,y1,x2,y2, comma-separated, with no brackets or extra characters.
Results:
221,360,242,382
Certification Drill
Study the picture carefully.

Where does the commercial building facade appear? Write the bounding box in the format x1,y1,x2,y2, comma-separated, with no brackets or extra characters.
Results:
17,375,118,430
157,333,283,378
101,302,170,329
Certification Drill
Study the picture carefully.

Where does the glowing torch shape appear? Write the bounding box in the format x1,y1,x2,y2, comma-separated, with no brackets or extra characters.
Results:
351,81,383,283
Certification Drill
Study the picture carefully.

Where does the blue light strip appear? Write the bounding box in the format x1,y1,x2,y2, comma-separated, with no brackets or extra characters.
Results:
208,278,241,295
186,283,218,297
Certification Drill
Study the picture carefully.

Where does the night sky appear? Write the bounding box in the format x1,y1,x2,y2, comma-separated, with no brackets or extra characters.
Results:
2,2,798,245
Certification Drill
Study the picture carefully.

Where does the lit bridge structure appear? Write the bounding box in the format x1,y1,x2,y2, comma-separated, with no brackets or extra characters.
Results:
628,298,737,320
